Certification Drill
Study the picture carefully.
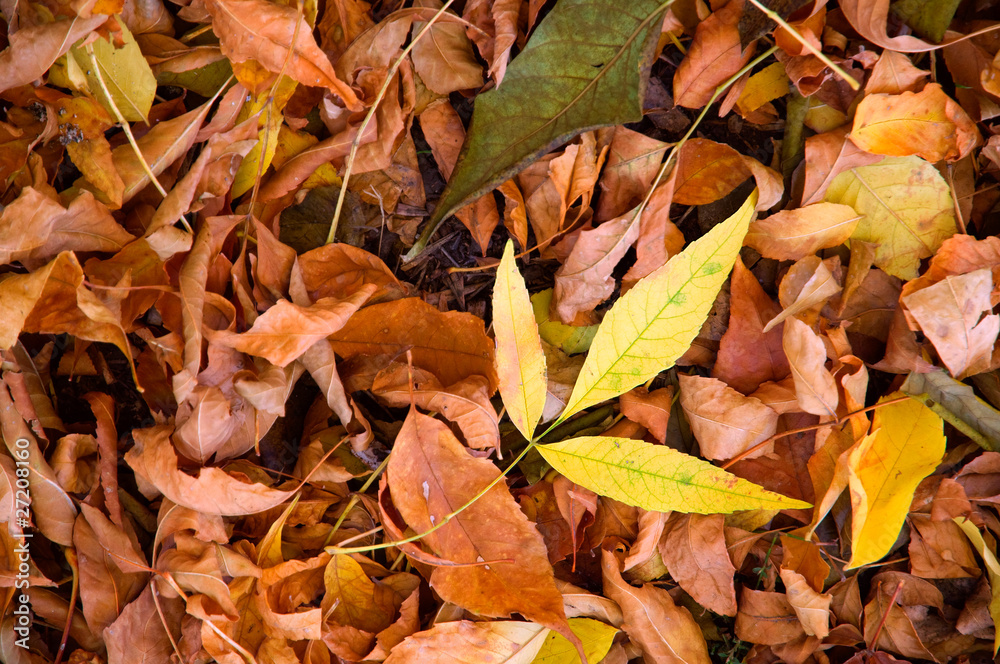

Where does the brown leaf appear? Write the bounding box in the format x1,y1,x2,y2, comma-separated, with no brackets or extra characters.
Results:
294,242,404,304
125,425,295,515
620,386,673,444
212,285,376,367
865,50,929,95
902,269,999,379
679,374,778,461
800,127,882,205
552,213,640,323
602,548,712,664
596,127,669,222
783,318,839,419
373,364,500,451
673,1,752,109
659,513,738,617
384,410,574,642
329,297,499,392
0,13,109,93
735,587,807,645
745,203,860,261
205,0,360,107
411,0,484,94
74,509,147,635
780,567,832,638
104,585,185,664
384,620,549,664
713,259,789,394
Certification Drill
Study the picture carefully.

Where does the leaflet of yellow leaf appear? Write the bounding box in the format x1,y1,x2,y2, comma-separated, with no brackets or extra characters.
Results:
846,395,945,569
823,155,956,280
537,437,811,514
531,617,618,664
495,240,547,440
954,517,1000,656
232,76,297,198
558,191,757,422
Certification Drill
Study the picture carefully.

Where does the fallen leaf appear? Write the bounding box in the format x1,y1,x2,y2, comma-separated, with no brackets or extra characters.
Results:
780,567,832,638
673,0,752,109
0,14,109,94
538,436,811,513
328,297,499,392
851,83,980,162
70,22,157,122
846,396,946,569
783,318,839,419
532,617,618,664
902,269,1000,379
407,0,668,258
824,155,956,281
494,241,547,440
902,370,1000,453
954,517,1000,655
678,374,778,461
384,620,549,664
659,513,738,617
205,0,360,107
602,548,712,664
745,203,860,261
560,191,756,421
411,0,484,94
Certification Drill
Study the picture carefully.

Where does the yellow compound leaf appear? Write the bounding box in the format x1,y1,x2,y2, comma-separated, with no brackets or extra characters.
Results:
954,517,1000,656
537,436,811,514
494,240,547,440
531,617,618,664
559,191,757,422
823,155,956,280
846,396,946,569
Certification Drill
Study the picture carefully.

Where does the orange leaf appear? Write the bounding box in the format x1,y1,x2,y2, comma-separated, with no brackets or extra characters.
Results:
328,297,499,392
385,410,575,644
205,0,361,108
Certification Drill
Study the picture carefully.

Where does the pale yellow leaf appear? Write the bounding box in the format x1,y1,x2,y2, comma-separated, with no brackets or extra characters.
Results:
495,240,547,440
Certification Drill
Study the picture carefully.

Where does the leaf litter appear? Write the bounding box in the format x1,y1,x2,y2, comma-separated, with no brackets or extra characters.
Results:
5,0,1000,663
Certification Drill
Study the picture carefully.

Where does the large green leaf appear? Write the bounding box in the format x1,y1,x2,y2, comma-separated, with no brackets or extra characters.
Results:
558,191,756,422
537,437,811,514
405,0,669,260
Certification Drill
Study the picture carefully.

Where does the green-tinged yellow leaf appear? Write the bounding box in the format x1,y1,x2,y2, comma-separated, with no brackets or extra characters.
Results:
845,395,946,569
71,22,157,122
823,155,956,280
323,554,397,633
537,436,811,514
531,289,598,355
954,517,1000,656
559,191,757,422
531,618,618,664
495,240,547,440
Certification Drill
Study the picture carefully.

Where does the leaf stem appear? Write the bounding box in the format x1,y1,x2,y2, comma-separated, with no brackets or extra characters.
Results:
85,44,168,198
326,0,457,245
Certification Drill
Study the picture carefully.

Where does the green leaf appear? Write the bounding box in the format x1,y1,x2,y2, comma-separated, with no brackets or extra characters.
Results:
537,436,811,514
494,240,547,440
901,370,1000,453
559,191,757,422
891,0,961,43
405,0,668,260
71,22,157,122
531,618,618,664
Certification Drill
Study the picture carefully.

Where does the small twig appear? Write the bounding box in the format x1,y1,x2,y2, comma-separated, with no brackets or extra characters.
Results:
746,0,859,90
721,395,911,469
326,0,457,244
85,45,168,198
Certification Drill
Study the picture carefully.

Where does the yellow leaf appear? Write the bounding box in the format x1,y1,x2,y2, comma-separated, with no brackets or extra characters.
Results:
495,240,547,440
846,396,945,569
71,22,157,122
232,76,298,198
531,617,618,664
559,191,757,422
954,517,1000,656
537,436,811,514
823,155,956,280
